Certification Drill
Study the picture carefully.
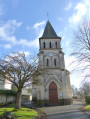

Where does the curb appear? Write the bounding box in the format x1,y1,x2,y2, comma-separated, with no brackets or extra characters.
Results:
79,106,90,117
84,112,90,117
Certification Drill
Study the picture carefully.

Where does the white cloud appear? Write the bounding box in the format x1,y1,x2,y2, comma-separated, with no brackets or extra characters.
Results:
0,19,45,48
24,51,30,57
5,50,30,62
58,31,63,36
33,21,45,29
17,21,45,47
4,44,12,49
65,55,82,88
8,20,22,27
65,54,90,88
0,1,45,49
69,0,89,24
65,40,70,47
65,55,90,79
65,55,78,71
0,20,22,43
57,18,63,21
19,50,30,57
0,20,22,35
64,2,72,11
33,20,45,32
0,44,12,49
18,28,44,47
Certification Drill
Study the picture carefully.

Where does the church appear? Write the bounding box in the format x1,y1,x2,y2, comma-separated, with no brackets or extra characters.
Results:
32,21,72,106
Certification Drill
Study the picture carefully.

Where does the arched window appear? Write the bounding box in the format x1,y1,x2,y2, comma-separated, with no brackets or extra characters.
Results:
54,59,56,66
44,42,45,48
55,42,57,48
47,59,49,66
50,42,51,48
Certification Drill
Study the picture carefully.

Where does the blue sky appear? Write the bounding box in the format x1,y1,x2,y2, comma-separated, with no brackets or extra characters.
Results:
0,0,89,88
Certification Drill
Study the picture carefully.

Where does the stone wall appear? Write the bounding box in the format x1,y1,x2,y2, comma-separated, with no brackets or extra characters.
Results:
33,98,73,106
0,95,15,106
0,75,5,90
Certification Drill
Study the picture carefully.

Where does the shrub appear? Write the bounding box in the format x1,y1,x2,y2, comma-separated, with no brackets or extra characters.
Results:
72,96,77,99
0,90,17,96
85,96,90,104
13,108,18,112
2,111,16,119
85,105,90,111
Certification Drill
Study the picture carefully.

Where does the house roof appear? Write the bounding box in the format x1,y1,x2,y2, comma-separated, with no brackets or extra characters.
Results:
39,21,61,39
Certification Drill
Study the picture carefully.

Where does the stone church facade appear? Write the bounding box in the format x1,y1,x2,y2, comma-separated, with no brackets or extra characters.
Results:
32,21,72,106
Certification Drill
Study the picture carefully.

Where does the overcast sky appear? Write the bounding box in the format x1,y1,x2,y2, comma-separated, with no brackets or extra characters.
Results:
0,0,89,88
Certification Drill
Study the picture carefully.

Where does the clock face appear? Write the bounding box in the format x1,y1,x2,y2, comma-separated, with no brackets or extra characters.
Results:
49,53,53,56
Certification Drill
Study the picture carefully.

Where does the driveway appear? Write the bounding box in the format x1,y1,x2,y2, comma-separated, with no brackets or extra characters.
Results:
44,101,89,119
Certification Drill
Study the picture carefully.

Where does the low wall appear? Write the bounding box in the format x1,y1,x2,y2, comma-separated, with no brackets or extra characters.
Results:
32,98,73,106
0,95,15,106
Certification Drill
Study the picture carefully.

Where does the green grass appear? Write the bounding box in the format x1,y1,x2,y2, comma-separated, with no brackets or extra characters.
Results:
85,105,90,111
0,104,37,119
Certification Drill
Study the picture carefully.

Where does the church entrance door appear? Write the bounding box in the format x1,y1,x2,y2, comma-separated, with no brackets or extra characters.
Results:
49,82,58,105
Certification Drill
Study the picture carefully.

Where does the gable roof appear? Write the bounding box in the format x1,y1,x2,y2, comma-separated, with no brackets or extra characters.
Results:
39,21,61,39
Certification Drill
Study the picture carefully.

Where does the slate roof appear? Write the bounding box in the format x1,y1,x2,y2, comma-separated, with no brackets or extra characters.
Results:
40,21,60,39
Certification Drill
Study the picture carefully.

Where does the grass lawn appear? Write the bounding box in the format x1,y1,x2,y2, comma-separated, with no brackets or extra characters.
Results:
0,104,37,119
85,105,90,111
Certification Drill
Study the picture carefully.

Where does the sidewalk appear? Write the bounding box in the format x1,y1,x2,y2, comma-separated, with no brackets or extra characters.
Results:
78,103,90,117
85,112,90,116
44,101,90,119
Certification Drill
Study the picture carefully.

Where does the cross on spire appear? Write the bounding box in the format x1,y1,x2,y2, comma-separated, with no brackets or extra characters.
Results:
47,12,49,20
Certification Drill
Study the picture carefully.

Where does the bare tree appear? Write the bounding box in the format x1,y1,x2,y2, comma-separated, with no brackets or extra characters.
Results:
79,82,90,96
0,52,43,109
71,85,79,97
71,19,90,80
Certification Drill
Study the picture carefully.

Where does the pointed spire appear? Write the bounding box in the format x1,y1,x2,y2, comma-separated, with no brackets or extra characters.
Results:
40,21,60,39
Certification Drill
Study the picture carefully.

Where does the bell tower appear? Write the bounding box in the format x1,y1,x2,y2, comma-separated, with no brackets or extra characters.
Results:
38,21,65,69
32,21,72,106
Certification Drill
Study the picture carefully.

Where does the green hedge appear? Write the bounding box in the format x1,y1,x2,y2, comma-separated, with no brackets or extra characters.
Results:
85,96,90,104
0,90,17,96
72,96,77,99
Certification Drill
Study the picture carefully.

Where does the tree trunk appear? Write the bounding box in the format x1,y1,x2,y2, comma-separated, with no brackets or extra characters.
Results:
16,89,22,109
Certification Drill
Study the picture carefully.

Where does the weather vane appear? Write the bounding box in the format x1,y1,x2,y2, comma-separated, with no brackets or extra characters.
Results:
47,12,49,20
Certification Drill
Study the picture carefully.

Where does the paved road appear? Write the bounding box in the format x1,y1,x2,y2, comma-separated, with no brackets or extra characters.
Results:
44,102,90,119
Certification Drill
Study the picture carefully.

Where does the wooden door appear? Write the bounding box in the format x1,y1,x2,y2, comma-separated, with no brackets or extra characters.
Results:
49,82,58,105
